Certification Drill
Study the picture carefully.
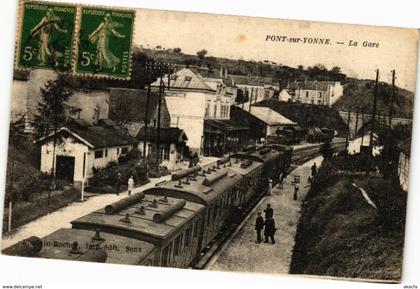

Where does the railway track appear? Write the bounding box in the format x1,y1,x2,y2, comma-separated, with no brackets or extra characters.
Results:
195,140,346,269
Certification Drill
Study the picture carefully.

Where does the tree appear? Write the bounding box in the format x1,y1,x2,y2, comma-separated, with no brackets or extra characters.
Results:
33,77,73,204
173,47,182,54
196,49,208,61
33,78,73,139
110,97,132,127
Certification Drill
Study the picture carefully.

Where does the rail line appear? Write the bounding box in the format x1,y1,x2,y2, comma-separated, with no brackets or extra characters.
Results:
194,140,346,269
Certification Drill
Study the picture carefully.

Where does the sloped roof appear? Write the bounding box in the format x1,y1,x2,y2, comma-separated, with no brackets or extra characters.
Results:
151,68,214,91
109,88,158,122
38,122,137,149
288,80,333,91
241,104,297,126
136,127,187,143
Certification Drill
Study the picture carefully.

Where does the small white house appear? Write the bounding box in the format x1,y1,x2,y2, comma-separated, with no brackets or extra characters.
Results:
37,119,137,186
136,127,188,171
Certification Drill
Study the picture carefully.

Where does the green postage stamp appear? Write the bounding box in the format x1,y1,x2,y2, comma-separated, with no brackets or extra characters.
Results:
17,1,76,71
75,7,135,79
15,1,135,79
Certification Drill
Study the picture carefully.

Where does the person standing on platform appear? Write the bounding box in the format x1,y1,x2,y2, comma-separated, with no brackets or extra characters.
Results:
128,175,134,196
293,181,299,200
255,212,264,243
311,162,317,177
278,172,284,189
264,204,273,219
264,216,276,244
267,177,273,195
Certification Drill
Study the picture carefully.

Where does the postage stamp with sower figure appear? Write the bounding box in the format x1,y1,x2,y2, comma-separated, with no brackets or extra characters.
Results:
75,7,135,79
17,1,76,71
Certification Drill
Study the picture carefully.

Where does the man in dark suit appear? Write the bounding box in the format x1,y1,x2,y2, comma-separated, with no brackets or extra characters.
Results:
264,216,276,244
255,212,264,243
264,204,273,219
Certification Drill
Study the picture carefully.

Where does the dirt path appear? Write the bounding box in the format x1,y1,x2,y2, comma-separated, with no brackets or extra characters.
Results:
208,156,323,274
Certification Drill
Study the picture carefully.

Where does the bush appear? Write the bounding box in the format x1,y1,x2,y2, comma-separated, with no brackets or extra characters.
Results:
89,159,148,192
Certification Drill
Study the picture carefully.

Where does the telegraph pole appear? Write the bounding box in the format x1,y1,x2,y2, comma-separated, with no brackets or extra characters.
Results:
360,108,365,151
354,107,359,137
248,87,253,114
143,82,151,159
366,69,379,177
389,69,396,127
156,66,164,168
345,108,351,151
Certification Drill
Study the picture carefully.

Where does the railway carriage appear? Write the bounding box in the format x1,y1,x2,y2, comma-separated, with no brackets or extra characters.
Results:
71,192,205,268
2,228,157,266
3,143,294,269
144,162,244,259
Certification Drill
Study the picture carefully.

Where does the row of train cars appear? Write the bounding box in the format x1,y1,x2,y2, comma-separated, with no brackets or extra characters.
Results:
3,144,293,269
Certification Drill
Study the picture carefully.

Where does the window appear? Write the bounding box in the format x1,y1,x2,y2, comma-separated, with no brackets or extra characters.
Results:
94,150,103,159
174,234,183,256
264,90,270,98
161,242,172,266
306,91,309,98
185,228,192,247
117,148,120,155
213,103,217,118
319,92,322,98
121,147,129,155
159,146,170,160
105,149,108,157
207,207,212,227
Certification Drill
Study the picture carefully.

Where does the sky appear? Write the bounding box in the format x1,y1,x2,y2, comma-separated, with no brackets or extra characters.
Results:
134,8,419,91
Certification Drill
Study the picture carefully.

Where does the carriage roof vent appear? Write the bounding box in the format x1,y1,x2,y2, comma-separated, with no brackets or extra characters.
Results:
259,148,271,155
240,160,253,169
217,157,231,166
152,199,186,223
105,193,145,215
202,170,228,186
171,166,201,181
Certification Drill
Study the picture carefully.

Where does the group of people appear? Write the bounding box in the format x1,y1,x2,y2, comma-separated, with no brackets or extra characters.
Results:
255,204,277,244
255,162,319,244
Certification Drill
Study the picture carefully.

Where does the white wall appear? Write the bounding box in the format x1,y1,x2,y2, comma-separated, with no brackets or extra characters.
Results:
40,136,89,183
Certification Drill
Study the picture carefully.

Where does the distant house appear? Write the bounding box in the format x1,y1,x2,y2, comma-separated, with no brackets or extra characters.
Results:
150,68,245,156
11,69,110,133
136,127,188,170
230,105,297,142
37,119,137,187
229,74,279,103
286,80,343,107
398,138,411,192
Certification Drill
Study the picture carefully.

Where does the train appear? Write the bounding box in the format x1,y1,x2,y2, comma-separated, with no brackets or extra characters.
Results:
3,144,293,269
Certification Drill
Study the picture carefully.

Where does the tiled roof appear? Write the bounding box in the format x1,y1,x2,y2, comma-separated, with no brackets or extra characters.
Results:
136,127,187,143
38,121,137,149
151,68,214,91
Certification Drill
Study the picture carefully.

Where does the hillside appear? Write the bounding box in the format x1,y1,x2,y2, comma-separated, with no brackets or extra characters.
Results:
290,167,406,281
255,99,348,135
332,78,414,119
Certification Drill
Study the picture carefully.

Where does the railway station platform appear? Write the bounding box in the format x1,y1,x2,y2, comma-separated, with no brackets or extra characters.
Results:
207,156,324,274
